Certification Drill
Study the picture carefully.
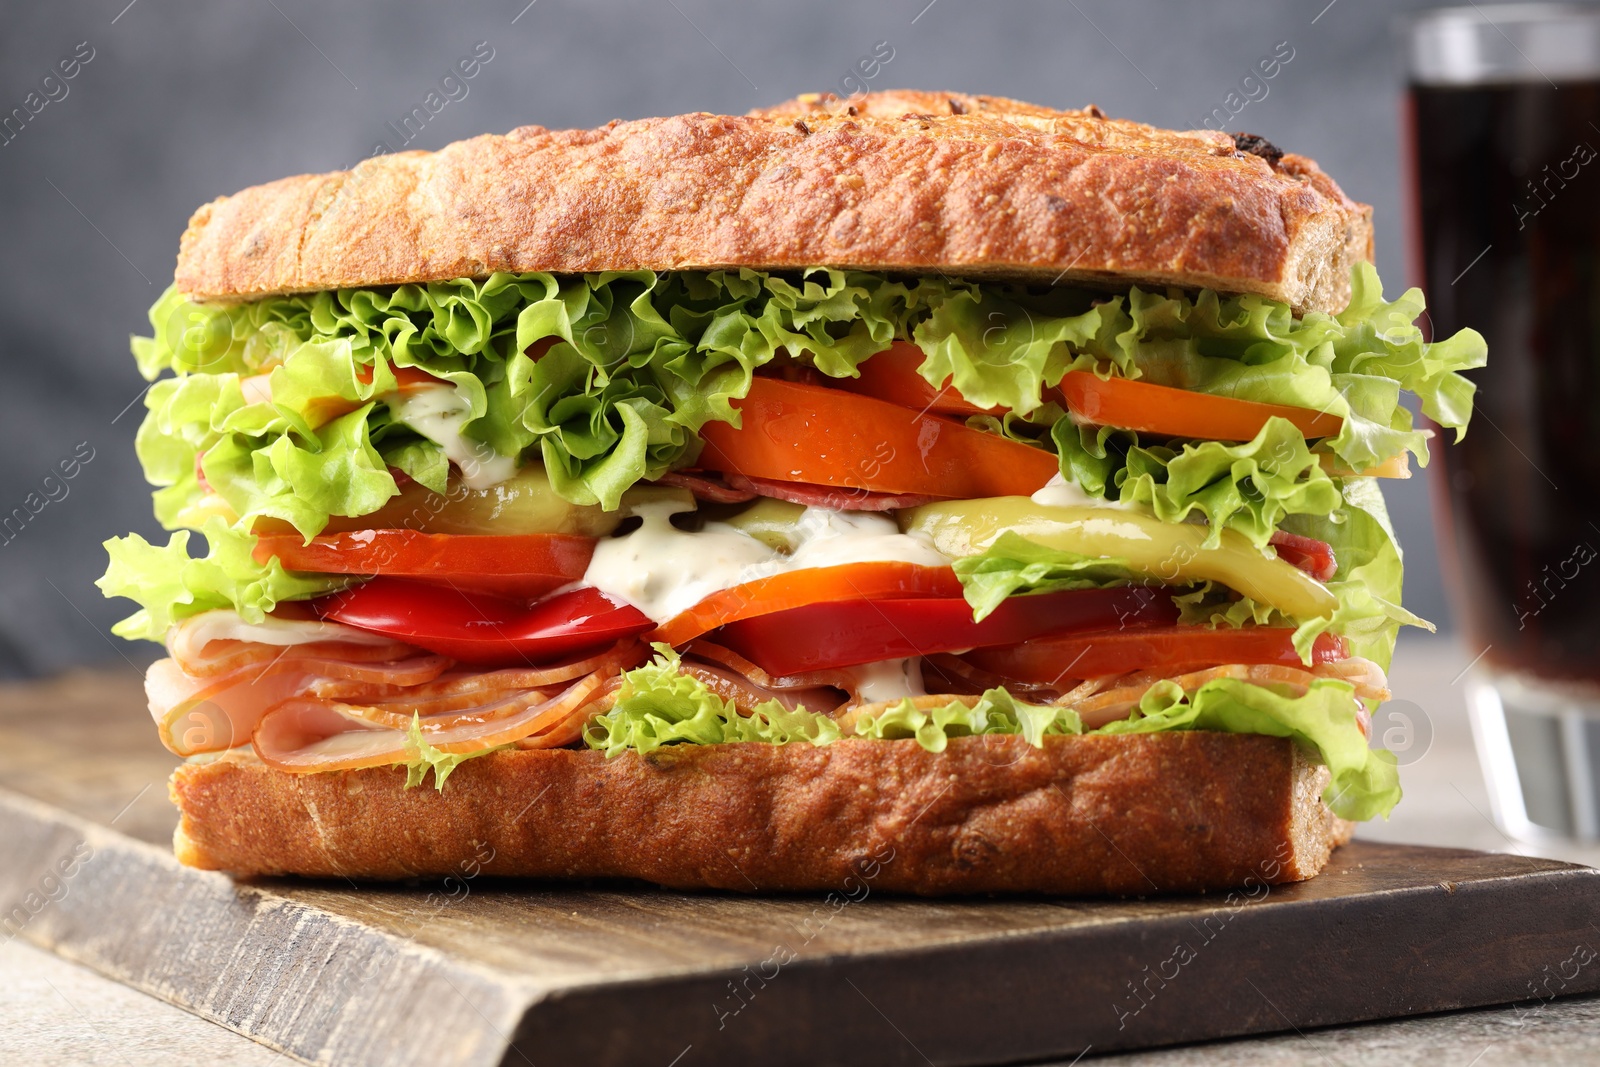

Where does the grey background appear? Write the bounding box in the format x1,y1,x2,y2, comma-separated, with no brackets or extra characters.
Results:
0,0,1504,676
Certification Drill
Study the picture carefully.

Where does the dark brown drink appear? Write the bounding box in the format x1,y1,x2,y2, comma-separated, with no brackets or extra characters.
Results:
1411,80,1600,683
1408,5,1600,842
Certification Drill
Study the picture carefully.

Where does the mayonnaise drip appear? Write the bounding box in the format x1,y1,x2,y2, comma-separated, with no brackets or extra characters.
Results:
850,658,927,704
1030,471,1139,510
390,384,518,489
581,502,950,624
582,500,777,623
785,509,948,570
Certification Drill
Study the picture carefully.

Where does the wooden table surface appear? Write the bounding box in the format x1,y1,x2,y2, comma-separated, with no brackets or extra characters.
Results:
6,632,1599,1066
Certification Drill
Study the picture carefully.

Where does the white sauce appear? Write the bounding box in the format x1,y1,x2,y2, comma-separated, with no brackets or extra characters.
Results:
173,610,398,650
390,384,518,490
583,500,777,623
1030,471,1139,510
239,373,274,406
167,610,399,666
581,502,950,624
851,657,927,704
784,509,948,570
235,375,516,489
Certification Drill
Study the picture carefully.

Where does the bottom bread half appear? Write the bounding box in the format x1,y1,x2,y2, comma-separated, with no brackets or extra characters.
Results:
170,732,1353,895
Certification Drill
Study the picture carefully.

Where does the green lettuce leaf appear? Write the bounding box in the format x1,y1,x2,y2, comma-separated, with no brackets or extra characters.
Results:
951,531,1138,620
381,439,450,495
587,663,1398,821
131,263,1480,530
1051,416,1344,549
1282,477,1430,670
921,262,1484,476
583,646,842,757
113,264,1476,638
403,713,505,790
1097,675,1400,820
200,404,400,539
97,519,344,641
1173,581,1282,629
132,283,310,380
912,286,1123,413
134,270,952,519
852,688,1084,750
1173,478,1427,671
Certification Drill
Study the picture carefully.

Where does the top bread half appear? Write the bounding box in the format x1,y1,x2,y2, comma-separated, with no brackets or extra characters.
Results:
173,90,1374,315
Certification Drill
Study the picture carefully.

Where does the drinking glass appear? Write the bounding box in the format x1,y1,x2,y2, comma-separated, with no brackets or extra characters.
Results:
1408,4,1600,842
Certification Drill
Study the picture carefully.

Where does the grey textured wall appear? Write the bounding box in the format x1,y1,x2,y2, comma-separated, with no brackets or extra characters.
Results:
0,0,1497,676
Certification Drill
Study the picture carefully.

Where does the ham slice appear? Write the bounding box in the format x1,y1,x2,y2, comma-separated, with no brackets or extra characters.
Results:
722,473,940,512
305,643,642,712
253,668,616,772
150,610,642,766
652,470,939,511
674,658,846,715
1069,659,1388,731
653,470,759,503
148,648,453,756
687,641,858,698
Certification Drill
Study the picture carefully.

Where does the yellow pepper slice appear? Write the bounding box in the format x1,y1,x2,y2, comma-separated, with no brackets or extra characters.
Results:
900,498,1338,622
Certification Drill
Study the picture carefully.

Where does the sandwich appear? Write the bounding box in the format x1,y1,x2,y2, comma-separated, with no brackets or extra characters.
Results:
100,91,1485,894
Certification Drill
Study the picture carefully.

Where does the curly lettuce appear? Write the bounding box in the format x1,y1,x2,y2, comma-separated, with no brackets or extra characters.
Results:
951,532,1139,621
402,714,506,791
925,262,1485,475
129,263,1479,529
587,663,1397,820
107,264,1477,640
130,271,948,523
1174,477,1428,671
582,647,842,757
1052,416,1343,549
852,687,1082,749
96,519,343,641
1284,477,1430,670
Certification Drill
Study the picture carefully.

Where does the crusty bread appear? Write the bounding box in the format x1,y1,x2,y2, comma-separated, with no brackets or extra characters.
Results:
170,733,1352,894
174,90,1372,315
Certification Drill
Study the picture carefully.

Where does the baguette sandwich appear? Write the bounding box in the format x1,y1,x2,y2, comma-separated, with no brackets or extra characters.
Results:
100,91,1485,894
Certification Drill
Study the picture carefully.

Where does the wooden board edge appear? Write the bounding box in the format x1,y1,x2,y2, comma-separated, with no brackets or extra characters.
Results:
0,786,531,1067
499,861,1600,1065
8,778,1600,1067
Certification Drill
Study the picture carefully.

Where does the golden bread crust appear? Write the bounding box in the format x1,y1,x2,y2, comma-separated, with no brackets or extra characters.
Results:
173,91,1371,314
170,733,1352,895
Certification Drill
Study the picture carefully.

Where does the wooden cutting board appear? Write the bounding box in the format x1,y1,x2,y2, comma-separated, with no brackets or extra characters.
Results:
5,670,1600,1067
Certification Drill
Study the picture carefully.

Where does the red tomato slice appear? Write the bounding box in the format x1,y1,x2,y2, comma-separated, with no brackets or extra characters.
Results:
254,531,594,598
963,625,1348,684
712,588,1177,676
696,378,1059,498
829,341,998,417
313,579,651,667
652,563,964,647
1057,371,1344,441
